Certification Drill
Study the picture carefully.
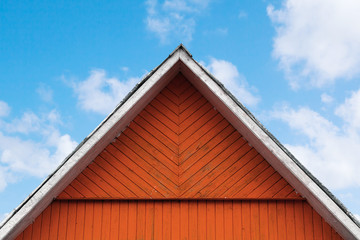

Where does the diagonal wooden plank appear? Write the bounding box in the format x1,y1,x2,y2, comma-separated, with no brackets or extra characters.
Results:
133,115,178,154
179,131,241,185
179,91,203,114
179,137,247,196
100,150,164,198
179,123,233,170
150,98,179,126
120,128,178,174
179,106,217,139
179,96,208,123
107,143,176,198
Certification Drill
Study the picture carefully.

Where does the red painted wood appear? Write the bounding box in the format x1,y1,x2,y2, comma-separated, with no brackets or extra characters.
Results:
17,199,344,240
56,74,303,200
16,73,345,239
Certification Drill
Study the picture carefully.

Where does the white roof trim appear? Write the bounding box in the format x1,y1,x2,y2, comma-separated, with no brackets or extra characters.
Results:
1,45,359,240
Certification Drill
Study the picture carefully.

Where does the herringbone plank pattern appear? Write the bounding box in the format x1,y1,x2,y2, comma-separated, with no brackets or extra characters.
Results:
58,73,302,200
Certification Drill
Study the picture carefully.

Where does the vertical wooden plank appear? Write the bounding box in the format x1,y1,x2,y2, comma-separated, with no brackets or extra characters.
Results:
128,200,138,240
268,201,278,240
119,201,129,240
101,200,111,239
163,201,172,240
110,200,120,239
241,201,251,239
303,201,314,239
180,200,189,240
137,200,146,240
188,201,198,240
172,200,180,240
83,200,94,240
259,200,269,240
92,201,103,240
313,208,323,240
23,224,33,240
224,201,233,240
250,200,260,240
57,200,68,240
31,211,43,239
322,218,332,240
232,201,242,240
198,201,207,240
145,201,155,240
285,200,296,239
49,200,60,240
75,201,85,239
66,201,77,240
215,200,224,240
206,200,216,240
154,201,163,240
294,201,305,240
276,200,286,240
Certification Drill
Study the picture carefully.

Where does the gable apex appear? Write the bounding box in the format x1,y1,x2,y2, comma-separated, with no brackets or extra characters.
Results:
1,45,359,239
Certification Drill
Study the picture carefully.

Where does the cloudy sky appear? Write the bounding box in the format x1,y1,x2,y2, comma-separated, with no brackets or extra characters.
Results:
1,0,360,222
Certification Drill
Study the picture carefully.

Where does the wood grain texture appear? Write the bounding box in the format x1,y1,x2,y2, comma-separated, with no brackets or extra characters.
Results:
17,200,343,240
57,73,302,200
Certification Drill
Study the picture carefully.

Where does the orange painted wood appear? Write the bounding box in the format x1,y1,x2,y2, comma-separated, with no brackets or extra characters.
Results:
83,200,94,239
31,211,42,239
206,200,216,240
57,73,303,200
171,201,180,240
15,72,346,239
66,201,76,240
58,200,68,240
17,199,343,240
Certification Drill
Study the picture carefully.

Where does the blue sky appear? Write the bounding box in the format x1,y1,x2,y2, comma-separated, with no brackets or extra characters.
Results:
1,0,360,222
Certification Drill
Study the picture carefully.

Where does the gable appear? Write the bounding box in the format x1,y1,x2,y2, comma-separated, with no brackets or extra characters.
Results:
57,73,302,200
1,45,359,240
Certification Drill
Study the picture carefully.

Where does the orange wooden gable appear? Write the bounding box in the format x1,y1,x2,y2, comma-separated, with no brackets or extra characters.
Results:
57,73,302,200
7,45,356,239
13,70,345,240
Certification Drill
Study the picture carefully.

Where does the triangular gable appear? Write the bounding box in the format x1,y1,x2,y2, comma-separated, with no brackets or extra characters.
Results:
0,45,359,239
57,73,302,200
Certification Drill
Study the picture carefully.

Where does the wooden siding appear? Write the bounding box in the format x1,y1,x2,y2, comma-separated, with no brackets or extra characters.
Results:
16,199,343,240
58,74,302,200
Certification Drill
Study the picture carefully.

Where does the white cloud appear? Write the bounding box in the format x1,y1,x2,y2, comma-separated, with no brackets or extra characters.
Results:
145,0,209,43
205,58,260,107
321,93,333,104
0,101,10,117
36,84,53,102
335,89,360,130
0,104,77,192
355,214,360,222
268,0,360,88
72,69,140,115
272,101,360,190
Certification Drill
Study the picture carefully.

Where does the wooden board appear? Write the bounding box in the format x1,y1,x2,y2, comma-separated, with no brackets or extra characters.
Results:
16,200,343,240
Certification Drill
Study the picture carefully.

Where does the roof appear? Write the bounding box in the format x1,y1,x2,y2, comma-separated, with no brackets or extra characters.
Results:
1,44,359,239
